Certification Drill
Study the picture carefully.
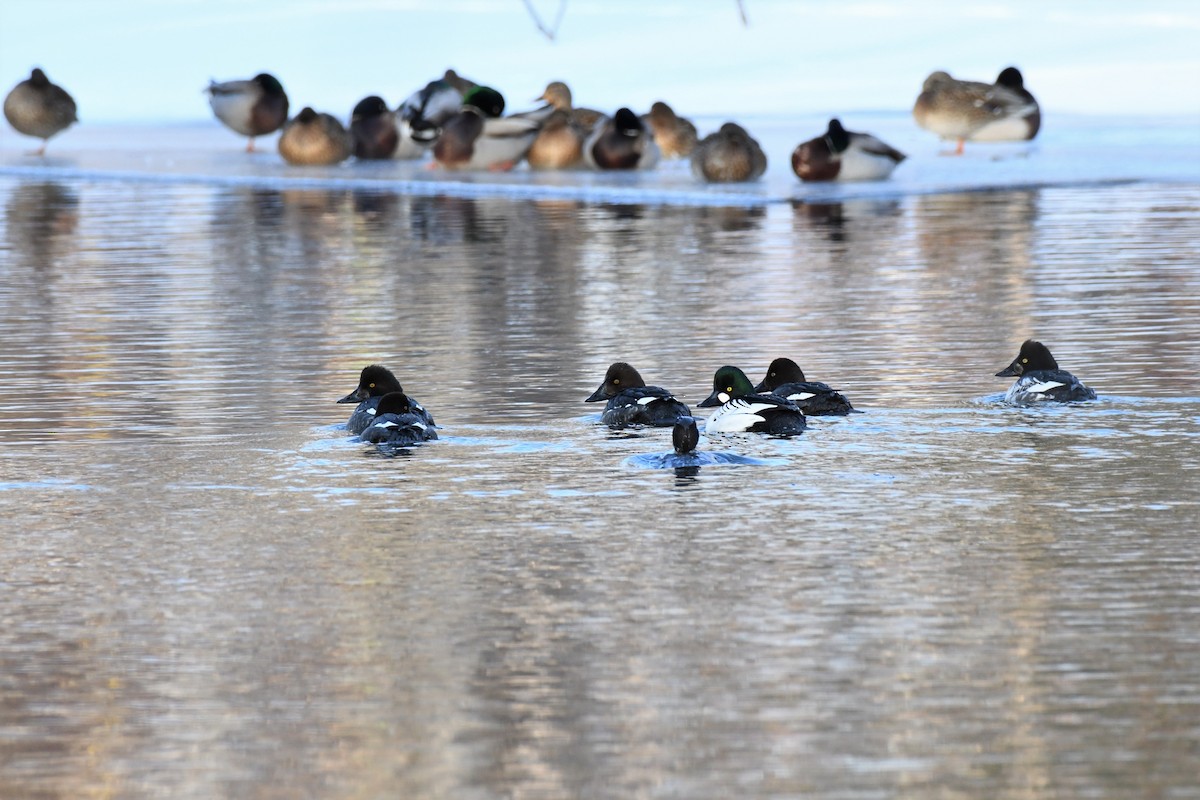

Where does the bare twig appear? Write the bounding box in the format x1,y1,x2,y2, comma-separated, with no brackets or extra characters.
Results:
522,0,568,41
736,0,749,26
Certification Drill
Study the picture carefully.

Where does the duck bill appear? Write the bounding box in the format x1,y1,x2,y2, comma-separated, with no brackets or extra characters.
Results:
752,379,768,392
995,363,1022,378
697,391,722,408
337,388,366,404
585,385,608,403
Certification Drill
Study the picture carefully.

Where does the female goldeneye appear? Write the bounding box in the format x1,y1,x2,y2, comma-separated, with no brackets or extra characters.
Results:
754,357,856,415
585,362,691,428
995,340,1096,404
337,364,436,434
698,366,807,435
791,118,905,182
359,392,438,446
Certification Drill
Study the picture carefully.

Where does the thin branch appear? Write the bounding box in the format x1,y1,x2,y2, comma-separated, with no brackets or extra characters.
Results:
522,0,567,41
736,0,749,26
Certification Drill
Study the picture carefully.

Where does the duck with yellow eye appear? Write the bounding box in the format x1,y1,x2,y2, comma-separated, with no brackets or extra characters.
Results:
755,357,856,416
585,362,691,428
995,340,1095,404
698,365,806,435
337,364,436,434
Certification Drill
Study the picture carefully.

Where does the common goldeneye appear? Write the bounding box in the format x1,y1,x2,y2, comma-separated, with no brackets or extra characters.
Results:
337,365,435,434
698,366,807,435
359,392,438,446
995,340,1096,404
585,362,691,428
754,357,856,415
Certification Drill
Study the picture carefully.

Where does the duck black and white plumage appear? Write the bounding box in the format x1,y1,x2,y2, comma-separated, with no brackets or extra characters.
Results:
350,95,399,159
359,392,438,446
585,362,691,428
792,118,906,182
995,340,1096,404
698,366,806,435
337,364,436,434
4,68,77,155
754,357,856,416
395,69,481,157
584,107,660,171
205,72,289,152
432,86,544,171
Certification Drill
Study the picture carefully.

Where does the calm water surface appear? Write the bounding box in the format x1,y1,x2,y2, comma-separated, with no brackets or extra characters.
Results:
2,175,1199,798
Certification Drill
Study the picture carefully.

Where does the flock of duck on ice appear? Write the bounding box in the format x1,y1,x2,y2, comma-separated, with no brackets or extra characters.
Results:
5,65,1082,463
6,64,1040,181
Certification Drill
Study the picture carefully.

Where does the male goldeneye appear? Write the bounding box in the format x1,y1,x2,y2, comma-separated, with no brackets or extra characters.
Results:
698,366,807,435
585,362,691,428
359,392,438,446
754,357,856,415
337,365,436,434
995,340,1096,404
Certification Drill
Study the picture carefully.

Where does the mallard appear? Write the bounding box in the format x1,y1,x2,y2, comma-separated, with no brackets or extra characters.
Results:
206,72,289,152
432,87,540,171
642,101,697,159
349,95,399,159
396,68,483,155
537,81,607,133
585,107,660,171
526,109,585,169
792,118,905,182
690,122,767,183
278,107,353,166
4,68,77,155
913,67,1040,154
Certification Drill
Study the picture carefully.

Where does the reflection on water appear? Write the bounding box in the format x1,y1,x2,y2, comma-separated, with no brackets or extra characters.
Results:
2,176,1199,798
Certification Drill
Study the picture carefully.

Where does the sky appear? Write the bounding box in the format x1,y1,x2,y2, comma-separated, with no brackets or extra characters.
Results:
1,0,1199,124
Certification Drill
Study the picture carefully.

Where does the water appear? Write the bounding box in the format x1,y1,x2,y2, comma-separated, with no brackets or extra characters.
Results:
2,120,1200,798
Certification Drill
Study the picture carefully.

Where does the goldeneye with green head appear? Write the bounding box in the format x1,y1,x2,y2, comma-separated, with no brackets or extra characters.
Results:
995,340,1096,404
699,366,806,435
585,362,691,428
754,357,855,416
359,392,438,446
337,364,436,434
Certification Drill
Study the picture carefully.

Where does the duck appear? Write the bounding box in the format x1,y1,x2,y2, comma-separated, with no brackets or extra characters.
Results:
396,69,482,153
698,366,807,435
359,392,438,446
278,107,353,165
337,364,436,434
432,86,541,171
526,108,585,169
913,67,1040,155
995,340,1096,404
585,362,691,428
584,107,661,170
791,118,906,182
642,101,698,159
205,72,289,152
349,95,398,159
754,357,856,415
672,415,700,454
690,122,767,183
4,68,78,155
537,81,607,133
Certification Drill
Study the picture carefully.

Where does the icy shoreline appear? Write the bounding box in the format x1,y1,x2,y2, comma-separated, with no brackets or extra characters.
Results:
2,112,1197,207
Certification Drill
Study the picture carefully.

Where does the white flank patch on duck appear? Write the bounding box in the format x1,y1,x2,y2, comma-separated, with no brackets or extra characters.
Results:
785,391,816,401
838,148,899,181
637,396,659,405
705,399,774,433
1026,380,1065,394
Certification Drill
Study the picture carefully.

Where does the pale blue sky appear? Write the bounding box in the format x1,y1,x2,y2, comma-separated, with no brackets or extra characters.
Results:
2,0,1198,124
